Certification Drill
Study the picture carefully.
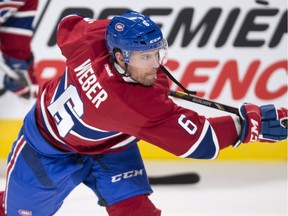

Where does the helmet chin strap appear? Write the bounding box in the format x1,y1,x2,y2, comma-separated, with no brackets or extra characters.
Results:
113,62,130,77
123,63,131,77
114,62,137,83
160,65,197,95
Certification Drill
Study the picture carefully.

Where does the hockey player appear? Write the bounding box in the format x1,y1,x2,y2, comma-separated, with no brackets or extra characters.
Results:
0,10,287,216
0,0,39,99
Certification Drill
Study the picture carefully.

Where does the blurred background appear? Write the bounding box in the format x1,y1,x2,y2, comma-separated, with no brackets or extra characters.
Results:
0,0,287,215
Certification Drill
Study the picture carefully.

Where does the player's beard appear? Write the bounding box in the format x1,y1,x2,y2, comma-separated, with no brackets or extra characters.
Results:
142,73,157,86
128,66,158,86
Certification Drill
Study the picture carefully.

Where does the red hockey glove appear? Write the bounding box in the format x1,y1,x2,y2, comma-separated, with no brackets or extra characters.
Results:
235,103,288,147
238,103,261,144
0,54,38,99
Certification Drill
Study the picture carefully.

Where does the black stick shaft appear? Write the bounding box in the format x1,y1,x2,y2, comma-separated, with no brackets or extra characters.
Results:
148,173,200,185
169,90,240,116
33,0,52,37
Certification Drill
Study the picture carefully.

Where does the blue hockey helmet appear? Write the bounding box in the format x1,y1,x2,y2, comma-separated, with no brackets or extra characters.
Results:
106,10,167,64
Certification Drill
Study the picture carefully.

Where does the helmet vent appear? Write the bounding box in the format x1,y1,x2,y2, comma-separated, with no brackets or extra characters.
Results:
147,30,156,35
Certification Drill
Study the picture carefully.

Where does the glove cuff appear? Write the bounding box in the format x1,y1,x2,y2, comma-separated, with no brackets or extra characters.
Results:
239,103,261,143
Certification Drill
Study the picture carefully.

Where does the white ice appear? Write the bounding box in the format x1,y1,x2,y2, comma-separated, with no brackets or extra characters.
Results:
0,160,287,216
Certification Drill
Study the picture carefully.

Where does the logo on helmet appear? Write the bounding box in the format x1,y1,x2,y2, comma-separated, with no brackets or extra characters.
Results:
115,23,124,31
150,36,161,44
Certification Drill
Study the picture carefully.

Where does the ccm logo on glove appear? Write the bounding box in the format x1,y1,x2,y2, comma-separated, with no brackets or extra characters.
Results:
239,103,261,143
250,118,260,141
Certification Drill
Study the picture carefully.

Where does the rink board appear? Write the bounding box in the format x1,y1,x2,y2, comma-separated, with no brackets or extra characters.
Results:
0,1,287,161
0,119,286,160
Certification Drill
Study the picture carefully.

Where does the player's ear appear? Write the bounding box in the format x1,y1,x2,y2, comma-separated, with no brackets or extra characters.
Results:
115,52,125,67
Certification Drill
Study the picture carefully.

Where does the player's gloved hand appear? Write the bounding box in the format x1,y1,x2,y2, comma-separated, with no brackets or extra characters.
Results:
1,54,38,99
238,103,261,144
259,105,288,142
234,103,288,147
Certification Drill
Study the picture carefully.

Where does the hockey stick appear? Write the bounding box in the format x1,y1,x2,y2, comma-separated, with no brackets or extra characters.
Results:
33,0,52,37
0,60,19,80
169,89,288,129
148,173,200,185
169,90,240,116
160,65,239,116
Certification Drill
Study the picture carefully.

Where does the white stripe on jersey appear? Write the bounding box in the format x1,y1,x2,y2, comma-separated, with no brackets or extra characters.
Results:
12,10,37,17
208,125,220,160
0,1,24,23
110,136,137,149
0,1,24,7
0,9,15,23
0,27,33,36
40,88,69,146
179,120,220,159
69,129,124,142
5,135,26,214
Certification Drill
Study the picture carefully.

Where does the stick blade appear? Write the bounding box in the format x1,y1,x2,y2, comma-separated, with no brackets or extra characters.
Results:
149,173,200,185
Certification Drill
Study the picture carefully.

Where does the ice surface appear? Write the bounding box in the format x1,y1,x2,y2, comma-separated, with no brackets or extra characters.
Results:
0,160,287,216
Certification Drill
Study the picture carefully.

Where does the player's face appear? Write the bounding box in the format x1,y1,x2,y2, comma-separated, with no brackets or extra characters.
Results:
127,64,158,86
127,49,160,86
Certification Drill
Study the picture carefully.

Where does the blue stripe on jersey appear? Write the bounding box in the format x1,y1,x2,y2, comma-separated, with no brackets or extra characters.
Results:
185,127,218,159
2,16,34,30
55,70,68,98
0,9,10,18
63,101,120,140
25,105,76,154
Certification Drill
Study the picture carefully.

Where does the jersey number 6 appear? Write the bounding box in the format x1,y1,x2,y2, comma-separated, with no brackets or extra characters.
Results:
48,85,84,137
178,114,197,135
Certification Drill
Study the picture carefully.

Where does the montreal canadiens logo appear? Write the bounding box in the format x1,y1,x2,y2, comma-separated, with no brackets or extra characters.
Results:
115,23,124,31
18,209,32,216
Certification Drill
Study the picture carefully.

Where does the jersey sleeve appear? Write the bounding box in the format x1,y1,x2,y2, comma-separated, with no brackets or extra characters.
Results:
56,14,87,59
0,0,38,60
103,74,240,160
57,14,109,60
138,99,240,160
0,0,25,24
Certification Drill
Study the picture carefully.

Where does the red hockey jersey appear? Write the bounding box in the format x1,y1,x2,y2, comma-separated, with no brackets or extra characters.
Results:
0,0,38,60
35,15,240,159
